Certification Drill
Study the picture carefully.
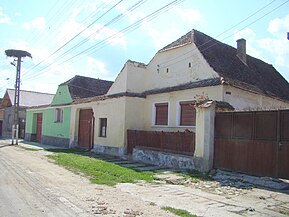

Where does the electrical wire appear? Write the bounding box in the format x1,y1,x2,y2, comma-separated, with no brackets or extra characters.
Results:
23,0,185,81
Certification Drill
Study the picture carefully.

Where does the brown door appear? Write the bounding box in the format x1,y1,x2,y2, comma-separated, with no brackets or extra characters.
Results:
36,113,42,142
279,143,289,179
78,109,94,149
279,111,289,179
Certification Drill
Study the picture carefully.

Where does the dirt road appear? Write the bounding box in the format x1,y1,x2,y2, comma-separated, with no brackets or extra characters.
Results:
0,143,173,217
1,140,288,217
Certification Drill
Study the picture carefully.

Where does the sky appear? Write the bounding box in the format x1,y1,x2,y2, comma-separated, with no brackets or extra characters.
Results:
0,0,289,97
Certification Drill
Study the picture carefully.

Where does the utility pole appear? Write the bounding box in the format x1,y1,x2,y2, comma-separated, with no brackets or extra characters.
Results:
5,49,32,145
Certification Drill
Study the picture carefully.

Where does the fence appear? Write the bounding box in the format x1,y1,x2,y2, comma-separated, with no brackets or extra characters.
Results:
214,110,289,179
127,130,195,156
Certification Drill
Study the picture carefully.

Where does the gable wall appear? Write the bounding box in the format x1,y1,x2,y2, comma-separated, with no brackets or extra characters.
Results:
51,85,72,106
107,43,220,95
145,43,219,91
107,66,128,95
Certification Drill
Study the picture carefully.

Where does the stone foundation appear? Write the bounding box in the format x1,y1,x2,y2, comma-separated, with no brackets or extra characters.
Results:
132,147,196,170
41,135,70,148
92,144,126,157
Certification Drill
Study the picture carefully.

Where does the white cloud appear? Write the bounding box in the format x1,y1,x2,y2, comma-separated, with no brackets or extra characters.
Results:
257,14,289,69
8,39,52,64
173,7,202,24
23,17,45,30
57,18,127,49
87,56,108,75
142,21,182,50
267,14,289,36
0,7,12,24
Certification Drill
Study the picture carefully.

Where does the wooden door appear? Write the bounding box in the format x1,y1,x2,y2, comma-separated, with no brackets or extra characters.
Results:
0,120,2,137
78,109,94,149
279,111,289,179
279,142,289,179
36,113,42,142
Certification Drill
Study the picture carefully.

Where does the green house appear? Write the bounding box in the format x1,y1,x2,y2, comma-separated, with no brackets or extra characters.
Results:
25,75,113,147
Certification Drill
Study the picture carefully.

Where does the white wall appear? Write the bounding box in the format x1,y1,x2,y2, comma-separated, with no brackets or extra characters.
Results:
71,98,126,149
140,85,223,132
145,43,219,90
107,43,220,95
223,85,289,110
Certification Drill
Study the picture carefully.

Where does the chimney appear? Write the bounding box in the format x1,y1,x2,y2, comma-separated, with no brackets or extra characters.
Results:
236,38,246,64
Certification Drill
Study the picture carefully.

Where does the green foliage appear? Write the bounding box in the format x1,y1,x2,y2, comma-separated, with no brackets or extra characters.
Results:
162,207,197,217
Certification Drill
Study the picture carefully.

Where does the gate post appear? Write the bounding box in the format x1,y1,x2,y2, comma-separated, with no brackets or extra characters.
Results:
194,101,216,172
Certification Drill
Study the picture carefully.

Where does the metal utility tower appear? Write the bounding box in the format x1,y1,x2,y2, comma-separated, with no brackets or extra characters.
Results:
5,49,32,145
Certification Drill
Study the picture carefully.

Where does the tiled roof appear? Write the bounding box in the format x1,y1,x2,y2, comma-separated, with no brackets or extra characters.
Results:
4,89,54,107
159,29,289,101
62,75,113,100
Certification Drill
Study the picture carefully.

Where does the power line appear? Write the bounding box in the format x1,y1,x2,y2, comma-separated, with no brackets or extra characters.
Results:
23,0,185,81
24,0,124,74
157,0,284,70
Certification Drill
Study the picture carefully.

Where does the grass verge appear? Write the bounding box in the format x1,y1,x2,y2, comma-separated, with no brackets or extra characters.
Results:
47,149,154,186
162,207,197,217
20,147,40,151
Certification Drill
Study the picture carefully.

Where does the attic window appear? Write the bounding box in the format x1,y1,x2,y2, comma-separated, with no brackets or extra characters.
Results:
189,62,191,68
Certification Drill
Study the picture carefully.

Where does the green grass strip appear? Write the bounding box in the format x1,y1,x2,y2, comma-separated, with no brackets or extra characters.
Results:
48,151,153,186
162,207,197,217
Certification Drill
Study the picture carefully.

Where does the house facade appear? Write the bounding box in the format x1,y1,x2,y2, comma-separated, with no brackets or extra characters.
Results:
25,75,113,147
25,29,289,171
0,89,54,138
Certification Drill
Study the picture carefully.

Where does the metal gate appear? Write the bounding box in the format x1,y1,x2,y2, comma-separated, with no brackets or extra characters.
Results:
214,110,289,179
78,109,94,149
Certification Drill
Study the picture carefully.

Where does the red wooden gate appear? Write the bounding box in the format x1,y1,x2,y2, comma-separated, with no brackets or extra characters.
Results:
214,110,289,179
36,113,42,142
78,109,94,149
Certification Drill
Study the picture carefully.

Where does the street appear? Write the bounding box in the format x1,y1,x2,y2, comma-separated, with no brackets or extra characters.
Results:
0,140,289,217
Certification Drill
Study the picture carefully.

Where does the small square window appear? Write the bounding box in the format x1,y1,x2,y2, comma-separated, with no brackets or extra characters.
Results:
99,118,107,137
55,108,63,123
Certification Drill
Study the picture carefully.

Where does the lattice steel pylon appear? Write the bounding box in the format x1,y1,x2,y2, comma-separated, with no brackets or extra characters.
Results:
5,49,32,145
